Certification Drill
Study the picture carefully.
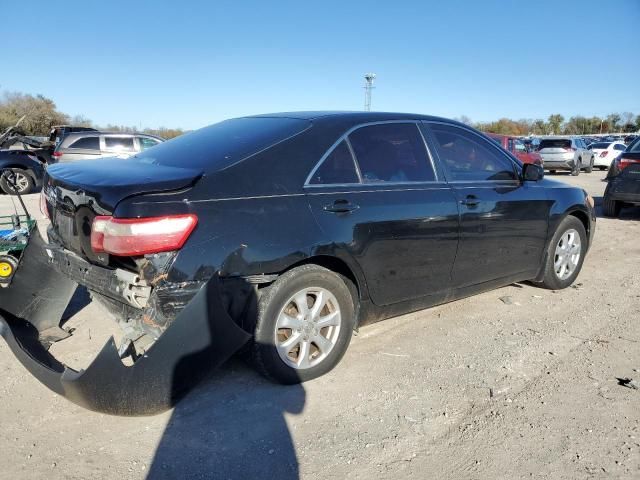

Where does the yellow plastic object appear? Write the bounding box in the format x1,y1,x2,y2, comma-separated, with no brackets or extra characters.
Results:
0,261,13,278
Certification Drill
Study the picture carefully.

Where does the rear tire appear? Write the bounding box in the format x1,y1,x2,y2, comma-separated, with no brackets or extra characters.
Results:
538,216,587,290
571,159,581,176
585,157,593,173
252,265,356,384
602,192,621,217
0,169,35,195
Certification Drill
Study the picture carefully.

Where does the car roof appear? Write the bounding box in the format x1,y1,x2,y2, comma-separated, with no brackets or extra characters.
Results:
539,136,578,140
61,131,164,140
245,110,460,123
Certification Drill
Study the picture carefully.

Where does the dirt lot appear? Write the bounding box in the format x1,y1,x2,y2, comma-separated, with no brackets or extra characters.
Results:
0,172,639,480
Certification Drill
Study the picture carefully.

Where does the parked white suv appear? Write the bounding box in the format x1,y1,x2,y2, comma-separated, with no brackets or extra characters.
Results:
538,137,594,175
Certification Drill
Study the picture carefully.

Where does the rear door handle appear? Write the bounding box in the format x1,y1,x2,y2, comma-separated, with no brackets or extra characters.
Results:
323,199,359,213
460,195,480,207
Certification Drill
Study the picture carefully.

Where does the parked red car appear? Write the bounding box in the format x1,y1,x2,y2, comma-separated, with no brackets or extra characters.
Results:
486,133,542,166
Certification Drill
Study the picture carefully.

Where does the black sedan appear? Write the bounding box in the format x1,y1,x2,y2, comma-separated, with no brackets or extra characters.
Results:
0,112,596,415
603,136,640,217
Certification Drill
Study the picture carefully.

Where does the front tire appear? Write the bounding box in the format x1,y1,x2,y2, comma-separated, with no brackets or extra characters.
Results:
538,216,587,290
0,169,35,195
252,265,356,384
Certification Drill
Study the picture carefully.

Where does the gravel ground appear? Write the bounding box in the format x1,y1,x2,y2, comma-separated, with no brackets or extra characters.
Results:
0,171,638,479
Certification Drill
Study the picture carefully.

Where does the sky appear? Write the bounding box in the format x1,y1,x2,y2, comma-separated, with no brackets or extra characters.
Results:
2,0,639,130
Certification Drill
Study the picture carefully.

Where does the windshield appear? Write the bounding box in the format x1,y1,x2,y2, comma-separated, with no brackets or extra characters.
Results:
132,117,311,170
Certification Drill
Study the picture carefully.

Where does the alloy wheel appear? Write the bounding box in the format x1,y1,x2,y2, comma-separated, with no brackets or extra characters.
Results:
274,287,342,369
554,228,581,280
2,171,30,193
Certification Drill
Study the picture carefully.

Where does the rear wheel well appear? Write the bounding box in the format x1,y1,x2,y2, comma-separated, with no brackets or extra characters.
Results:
283,256,361,301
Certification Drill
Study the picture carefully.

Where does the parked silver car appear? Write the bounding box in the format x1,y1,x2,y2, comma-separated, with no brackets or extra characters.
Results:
538,137,594,175
52,132,164,162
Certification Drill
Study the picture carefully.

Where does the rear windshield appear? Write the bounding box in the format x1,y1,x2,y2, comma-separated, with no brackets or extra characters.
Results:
132,117,310,170
591,142,612,149
539,139,571,149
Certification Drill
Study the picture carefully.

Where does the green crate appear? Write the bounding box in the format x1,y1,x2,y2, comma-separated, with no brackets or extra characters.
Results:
0,215,35,254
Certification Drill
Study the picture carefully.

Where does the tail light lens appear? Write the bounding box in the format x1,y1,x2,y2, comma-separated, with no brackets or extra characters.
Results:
599,151,608,157
91,214,198,256
564,147,577,152
618,156,640,171
52,151,63,158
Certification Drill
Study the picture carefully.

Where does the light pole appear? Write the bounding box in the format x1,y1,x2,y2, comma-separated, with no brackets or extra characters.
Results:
364,73,376,111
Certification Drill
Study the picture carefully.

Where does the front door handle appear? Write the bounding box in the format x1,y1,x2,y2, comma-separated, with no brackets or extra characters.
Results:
323,199,359,213
460,195,480,207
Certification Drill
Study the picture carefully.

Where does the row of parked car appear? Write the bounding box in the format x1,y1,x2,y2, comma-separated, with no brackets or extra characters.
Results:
485,132,637,177
0,123,164,195
485,131,639,217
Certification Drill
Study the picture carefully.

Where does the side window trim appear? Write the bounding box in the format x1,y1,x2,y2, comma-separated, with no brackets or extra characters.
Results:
304,120,439,187
423,121,521,183
344,137,363,183
304,138,361,186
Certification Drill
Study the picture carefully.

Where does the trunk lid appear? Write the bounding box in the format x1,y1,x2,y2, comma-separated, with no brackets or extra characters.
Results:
45,157,202,213
44,157,202,260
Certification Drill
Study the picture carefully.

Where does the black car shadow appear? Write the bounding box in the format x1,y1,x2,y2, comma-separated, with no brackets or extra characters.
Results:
61,286,92,321
147,357,305,480
592,196,640,220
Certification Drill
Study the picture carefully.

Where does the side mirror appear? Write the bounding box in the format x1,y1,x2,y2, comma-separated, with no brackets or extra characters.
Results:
522,163,544,182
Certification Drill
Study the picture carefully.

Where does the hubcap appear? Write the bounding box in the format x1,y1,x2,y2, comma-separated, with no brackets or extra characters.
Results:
554,228,581,280
275,287,341,369
2,171,29,193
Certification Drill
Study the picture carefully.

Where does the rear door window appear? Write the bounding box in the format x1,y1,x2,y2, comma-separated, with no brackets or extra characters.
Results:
104,137,135,152
309,140,360,185
348,123,435,183
68,136,99,150
429,123,518,182
613,144,626,151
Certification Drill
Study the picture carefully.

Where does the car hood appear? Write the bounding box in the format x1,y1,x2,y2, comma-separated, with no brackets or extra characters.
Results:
45,157,203,213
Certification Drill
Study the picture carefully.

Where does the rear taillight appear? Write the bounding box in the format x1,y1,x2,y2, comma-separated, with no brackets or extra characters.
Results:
618,156,640,171
39,191,49,219
91,214,198,256
563,147,577,152
52,151,63,158
599,151,608,158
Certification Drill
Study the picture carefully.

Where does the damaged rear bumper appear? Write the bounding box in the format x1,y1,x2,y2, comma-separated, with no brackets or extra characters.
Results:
0,228,250,416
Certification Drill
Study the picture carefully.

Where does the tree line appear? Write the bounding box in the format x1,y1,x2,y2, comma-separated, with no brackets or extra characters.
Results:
0,91,185,139
459,112,640,137
1,89,638,140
